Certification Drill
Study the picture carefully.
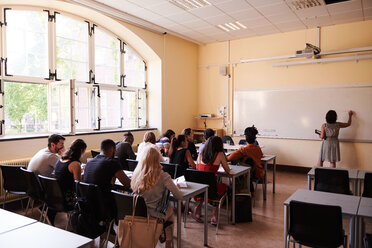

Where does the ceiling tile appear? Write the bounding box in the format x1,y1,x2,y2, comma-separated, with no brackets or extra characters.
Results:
326,0,362,14
266,12,299,23
150,17,176,27
130,8,163,21
332,17,363,24
214,0,253,13
192,25,226,34
95,0,142,13
296,6,329,19
188,5,225,18
302,15,333,28
127,0,168,6
182,19,213,29
208,0,232,4
331,9,363,21
143,2,184,15
256,2,293,16
167,11,198,23
275,20,306,32
203,14,235,24
246,0,286,8
251,24,280,35
239,17,272,27
229,8,263,20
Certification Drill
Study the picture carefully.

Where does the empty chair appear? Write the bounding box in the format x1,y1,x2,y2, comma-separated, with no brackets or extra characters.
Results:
91,150,100,158
38,175,74,229
363,172,372,198
0,164,28,209
111,190,147,246
288,200,347,247
126,159,138,171
20,167,46,218
222,136,234,145
185,169,228,234
161,162,179,179
314,168,351,195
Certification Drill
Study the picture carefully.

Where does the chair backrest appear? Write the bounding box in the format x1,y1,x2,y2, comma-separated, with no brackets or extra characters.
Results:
238,139,247,145
185,169,218,200
38,175,68,212
111,190,147,220
289,200,344,247
0,165,27,193
91,150,99,158
126,159,138,171
314,168,351,195
161,162,178,179
363,172,372,198
76,181,108,221
20,167,44,201
222,136,234,145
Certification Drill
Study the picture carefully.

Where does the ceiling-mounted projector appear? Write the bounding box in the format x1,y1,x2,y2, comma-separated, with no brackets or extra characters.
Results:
295,43,321,58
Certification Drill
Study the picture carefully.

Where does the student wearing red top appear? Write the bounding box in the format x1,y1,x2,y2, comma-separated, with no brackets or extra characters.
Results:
227,126,263,196
193,136,230,225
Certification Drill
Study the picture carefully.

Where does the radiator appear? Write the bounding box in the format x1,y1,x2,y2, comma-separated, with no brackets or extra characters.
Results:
0,158,31,203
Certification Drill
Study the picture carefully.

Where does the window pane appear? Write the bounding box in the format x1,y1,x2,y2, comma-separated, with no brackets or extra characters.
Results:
95,27,120,85
100,89,120,128
122,91,137,128
138,91,147,127
6,10,49,78
124,46,146,88
56,15,89,82
75,86,97,130
49,81,71,133
4,81,47,135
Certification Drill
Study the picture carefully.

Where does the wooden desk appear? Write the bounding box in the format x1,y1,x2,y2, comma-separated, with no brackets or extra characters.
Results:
0,221,92,248
0,209,37,234
283,189,360,248
217,165,251,224
176,182,209,248
307,167,359,195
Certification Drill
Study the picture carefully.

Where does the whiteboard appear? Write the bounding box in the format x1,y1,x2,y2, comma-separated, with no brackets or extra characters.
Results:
233,83,372,142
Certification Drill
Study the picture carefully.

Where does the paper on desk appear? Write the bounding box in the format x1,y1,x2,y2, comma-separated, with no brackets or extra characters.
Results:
173,176,187,188
217,165,232,173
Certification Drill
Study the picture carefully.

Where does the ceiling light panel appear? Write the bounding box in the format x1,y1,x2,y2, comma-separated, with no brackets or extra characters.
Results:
217,21,248,32
169,0,211,10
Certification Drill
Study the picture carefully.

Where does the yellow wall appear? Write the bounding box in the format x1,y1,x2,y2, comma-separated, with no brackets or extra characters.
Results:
198,20,372,170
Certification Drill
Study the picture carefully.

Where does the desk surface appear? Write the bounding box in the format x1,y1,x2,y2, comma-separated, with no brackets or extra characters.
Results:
217,164,250,177
0,209,37,234
0,222,92,248
357,170,371,180
178,181,208,200
358,197,372,218
307,166,359,179
284,189,360,216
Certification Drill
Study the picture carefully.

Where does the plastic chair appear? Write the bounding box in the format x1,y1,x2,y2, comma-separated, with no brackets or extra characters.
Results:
111,190,147,246
185,169,228,234
38,175,73,229
222,136,234,145
314,168,351,195
161,162,179,179
126,159,138,171
288,200,347,248
20,168,46,219
91,150,100,158
0,164,28,210
362,172,372,198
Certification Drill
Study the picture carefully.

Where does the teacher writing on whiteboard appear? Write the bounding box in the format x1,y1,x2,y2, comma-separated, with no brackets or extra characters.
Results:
317,110,353,168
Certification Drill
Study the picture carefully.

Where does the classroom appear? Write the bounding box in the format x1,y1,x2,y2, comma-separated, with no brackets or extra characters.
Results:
0,0,371,247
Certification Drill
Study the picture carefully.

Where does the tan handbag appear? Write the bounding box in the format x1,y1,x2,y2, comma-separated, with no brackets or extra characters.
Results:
118,195,163,248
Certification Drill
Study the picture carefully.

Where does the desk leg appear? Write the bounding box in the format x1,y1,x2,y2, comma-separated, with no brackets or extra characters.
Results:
353,180,357,196
177,199,181,248
247,169,250,195
232,176,236,225
284,204,289,248
204,190,208,246
350,216,355,248
264,162,267,201
307,175,311,190
273,158,276,193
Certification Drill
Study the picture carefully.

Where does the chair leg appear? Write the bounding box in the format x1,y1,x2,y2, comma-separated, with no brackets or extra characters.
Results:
105,219,115,247
226,194,229,224
184,199,189,228
65,212,71,230
39,203,46,221
3,191,8,209
253,181,258,207
25,197,31,216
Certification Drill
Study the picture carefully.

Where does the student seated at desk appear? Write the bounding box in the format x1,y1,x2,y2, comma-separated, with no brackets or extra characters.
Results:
182,128,198,160
131,146,183,248
156,129,175,156
193,136,230,225
227,126,263,196
137,131,164,162
197,128,215,154
168,135,196,176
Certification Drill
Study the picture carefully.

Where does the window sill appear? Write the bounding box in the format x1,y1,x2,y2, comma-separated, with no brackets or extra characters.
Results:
0,127,157,142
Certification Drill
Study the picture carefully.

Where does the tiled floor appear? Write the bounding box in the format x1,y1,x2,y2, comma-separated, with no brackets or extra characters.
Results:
8,169,370,247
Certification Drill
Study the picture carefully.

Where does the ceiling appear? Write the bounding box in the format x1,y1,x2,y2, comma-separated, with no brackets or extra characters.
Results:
72,0,372,44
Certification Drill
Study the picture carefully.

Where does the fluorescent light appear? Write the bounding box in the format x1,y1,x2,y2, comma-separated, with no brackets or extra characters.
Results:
217,24,230,32
189,0,203,7
185,0,199,8
229,22,240,30
225,23,237,30
236,21,247,29
170,0,211,10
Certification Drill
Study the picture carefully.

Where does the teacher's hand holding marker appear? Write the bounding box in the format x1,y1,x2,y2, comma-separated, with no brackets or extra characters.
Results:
317,110,353,168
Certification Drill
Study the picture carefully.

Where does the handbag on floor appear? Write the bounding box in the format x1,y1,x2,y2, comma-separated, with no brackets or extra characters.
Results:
118,195,163,248
235,193,252,222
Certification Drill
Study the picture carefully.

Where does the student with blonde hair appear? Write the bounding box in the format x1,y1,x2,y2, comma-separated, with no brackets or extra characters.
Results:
131,146,183,248
137,131,164,162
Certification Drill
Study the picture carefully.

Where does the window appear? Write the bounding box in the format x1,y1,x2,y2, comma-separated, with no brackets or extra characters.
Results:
0,8,148,138
124,45,146,88
94,27,120,85
56,14,89,82
5,9,49,78
4,81,47,135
